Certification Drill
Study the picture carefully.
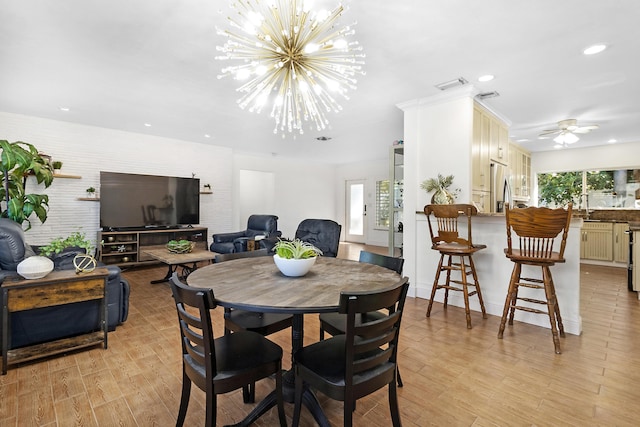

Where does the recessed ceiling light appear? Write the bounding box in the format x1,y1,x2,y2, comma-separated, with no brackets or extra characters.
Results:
59,107,70,112
478,75,494,82
516,139,529,143
144,123,151,127
204,134,211,138
608,139,617,144
583,44,607,55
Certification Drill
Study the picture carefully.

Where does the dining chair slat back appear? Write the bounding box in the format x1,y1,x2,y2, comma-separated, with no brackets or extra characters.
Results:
292,277,409,427
169,273,286,426
319,250,405,386
213,248,293,403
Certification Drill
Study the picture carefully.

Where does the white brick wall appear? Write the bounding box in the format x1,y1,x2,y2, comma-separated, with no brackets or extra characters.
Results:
1,112,232,248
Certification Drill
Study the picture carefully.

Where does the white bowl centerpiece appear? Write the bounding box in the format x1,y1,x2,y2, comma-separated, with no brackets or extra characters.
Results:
272,238,323,277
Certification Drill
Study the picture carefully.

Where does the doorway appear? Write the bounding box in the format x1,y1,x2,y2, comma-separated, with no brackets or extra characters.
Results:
345,180,366,243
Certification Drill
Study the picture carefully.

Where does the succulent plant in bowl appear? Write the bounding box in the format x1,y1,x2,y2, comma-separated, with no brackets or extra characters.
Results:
273,238,322,259
272,238,322,277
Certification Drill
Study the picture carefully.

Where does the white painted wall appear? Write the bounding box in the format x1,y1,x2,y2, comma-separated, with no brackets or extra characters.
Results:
397,86,476,296
532,141,640,173
232,153,338,239
1,111,232,248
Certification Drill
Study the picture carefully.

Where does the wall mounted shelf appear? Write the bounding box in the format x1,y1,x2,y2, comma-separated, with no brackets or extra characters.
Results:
53,173,82,179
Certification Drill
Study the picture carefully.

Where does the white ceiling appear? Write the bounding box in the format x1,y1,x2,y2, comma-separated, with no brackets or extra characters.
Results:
1,0,639,164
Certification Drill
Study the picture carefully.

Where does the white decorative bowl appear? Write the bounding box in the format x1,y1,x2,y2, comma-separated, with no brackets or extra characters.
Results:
273,254,316,277
17,256,54,280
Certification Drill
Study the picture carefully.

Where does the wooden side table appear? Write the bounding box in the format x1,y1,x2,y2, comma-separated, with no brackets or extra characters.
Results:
1,268,109,374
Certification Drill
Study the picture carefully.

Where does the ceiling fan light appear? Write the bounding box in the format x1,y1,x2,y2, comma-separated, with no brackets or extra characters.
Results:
553,132,579,145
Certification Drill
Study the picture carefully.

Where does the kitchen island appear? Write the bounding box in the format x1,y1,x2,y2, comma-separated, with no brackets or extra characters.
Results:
414,212,583,335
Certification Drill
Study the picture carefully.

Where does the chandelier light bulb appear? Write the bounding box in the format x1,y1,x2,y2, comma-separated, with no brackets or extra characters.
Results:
216,0,365,135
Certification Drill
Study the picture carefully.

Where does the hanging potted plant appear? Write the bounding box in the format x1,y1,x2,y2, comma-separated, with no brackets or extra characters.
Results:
421,173,459,204
0,140,54,230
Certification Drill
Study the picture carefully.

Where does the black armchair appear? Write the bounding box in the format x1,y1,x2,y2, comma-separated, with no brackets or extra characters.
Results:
0,219,130,348
294,219,342,258
210,214,281,254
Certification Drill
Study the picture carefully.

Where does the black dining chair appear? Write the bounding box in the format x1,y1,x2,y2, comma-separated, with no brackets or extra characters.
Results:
292,277,409,427
294,218,342,258
214,248,293,402
168,274,287,427
318,250,405,387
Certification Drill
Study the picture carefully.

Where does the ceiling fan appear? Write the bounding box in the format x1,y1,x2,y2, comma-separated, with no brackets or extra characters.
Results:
539,119,599,145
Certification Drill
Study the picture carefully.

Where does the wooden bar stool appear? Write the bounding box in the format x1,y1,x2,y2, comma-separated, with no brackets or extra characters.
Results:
498,203,573,354
424,204,487,329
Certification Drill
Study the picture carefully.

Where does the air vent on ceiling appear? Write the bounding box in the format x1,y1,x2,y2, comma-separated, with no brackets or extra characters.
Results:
477,91,500,100
434,77,468,91
315,136,332,141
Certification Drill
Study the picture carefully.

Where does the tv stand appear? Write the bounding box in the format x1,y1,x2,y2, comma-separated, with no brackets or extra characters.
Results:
97,227,208,267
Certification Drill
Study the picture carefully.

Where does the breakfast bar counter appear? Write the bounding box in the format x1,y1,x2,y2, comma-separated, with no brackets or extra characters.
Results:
413,212,583,335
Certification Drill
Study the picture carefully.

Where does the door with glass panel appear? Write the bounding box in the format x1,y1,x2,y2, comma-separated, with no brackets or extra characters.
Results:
345,180,366,243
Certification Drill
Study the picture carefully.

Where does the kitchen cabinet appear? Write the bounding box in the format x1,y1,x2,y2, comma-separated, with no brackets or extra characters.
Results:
580,222,613,261
472,103,509,193
471,190,489,213
472,106,490,192
509,143,531,201
613,222,630,264
490,117,509,163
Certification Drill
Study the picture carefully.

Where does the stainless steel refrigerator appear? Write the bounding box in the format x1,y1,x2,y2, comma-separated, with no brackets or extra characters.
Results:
490,162,511,213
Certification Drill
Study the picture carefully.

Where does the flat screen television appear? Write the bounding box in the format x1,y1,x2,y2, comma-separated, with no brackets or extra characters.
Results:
100,171,200,230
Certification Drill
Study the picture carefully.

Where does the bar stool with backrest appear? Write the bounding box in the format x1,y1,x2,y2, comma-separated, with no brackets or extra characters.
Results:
498,203,573,354
424,204,487,329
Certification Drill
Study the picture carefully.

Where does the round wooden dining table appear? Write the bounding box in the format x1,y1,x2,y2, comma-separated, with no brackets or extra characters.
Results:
187,255,402,427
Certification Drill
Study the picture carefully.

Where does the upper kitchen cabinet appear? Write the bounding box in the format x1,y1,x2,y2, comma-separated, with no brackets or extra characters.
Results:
509,142,531,202
472,103,509,193
490,115,509,164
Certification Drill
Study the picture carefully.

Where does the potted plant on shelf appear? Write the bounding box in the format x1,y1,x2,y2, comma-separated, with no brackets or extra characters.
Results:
86,186,96,198
0,140,54,230
272,238,323,277
52,160,63,173
421,173,459,204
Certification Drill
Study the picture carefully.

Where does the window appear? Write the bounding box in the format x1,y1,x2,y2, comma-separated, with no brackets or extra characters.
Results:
537,171,583,208
375,180,390,228
538,168,640,209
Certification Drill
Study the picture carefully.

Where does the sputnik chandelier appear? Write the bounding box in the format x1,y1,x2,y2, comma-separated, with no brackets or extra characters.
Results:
215,0,365,135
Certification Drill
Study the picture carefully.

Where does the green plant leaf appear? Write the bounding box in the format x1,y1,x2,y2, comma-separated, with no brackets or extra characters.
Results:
273,238,322,259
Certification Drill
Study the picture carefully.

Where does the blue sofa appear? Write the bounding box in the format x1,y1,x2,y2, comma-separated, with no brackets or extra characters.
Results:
0,219,129,349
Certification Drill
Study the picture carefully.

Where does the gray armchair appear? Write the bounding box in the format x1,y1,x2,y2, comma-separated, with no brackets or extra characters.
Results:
210,214,282,254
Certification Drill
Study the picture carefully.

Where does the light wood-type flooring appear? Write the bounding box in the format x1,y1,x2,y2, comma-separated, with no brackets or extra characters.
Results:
1,242,639,426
